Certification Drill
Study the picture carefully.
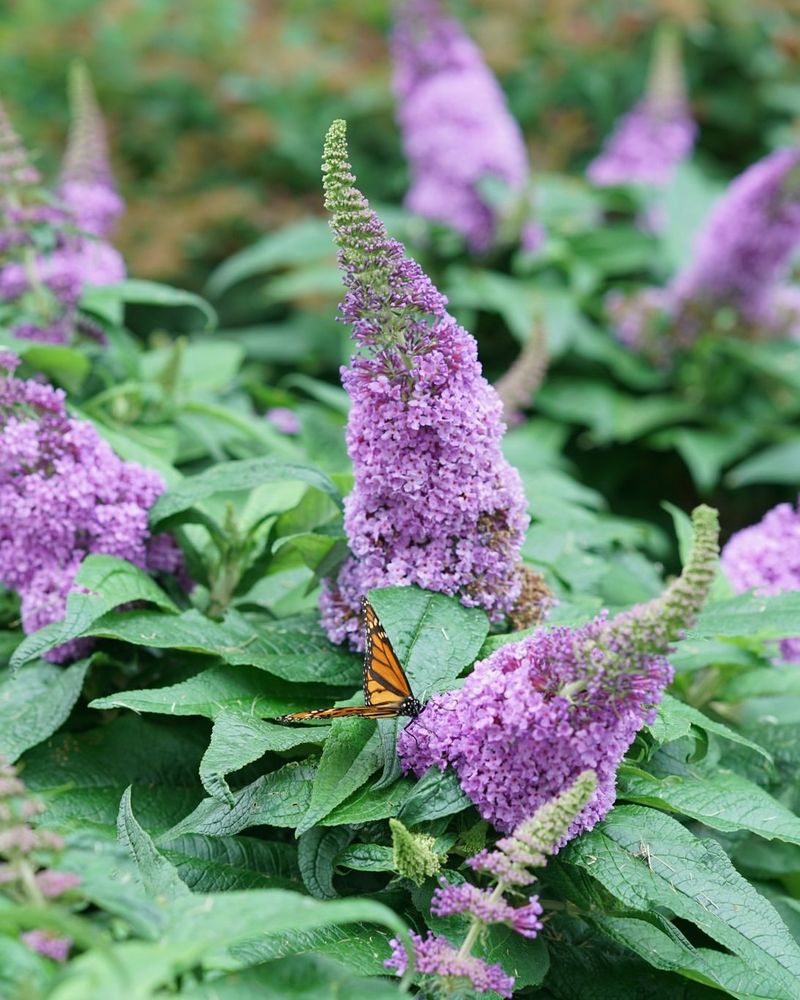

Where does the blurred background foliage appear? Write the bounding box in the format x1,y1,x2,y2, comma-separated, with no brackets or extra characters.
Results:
3,0,800,554
4,0,800,284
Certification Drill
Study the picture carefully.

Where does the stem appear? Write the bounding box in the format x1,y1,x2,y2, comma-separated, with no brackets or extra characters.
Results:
15,856,45,907
456,882,506,960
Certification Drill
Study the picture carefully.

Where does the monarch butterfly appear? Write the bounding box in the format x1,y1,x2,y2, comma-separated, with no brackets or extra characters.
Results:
276,596,423,723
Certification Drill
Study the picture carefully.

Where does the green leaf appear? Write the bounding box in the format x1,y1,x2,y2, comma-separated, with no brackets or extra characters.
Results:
82,278,217,330
117,787,190,902
336,843,395,873
618,764,800,843
397,767,472,826
0,657,91,761
367,586,490,695
10,555,178,668
479,924,549,990
149,457,342,528
162,763,318,840
648,695,772,762
206,216,334,296
90,664,329,721
322,777,415,826
727,439,800,487
162,834,301,893
200,709,327,803
564,805,800,999
297,720,383,835
230,923,394,977
177,955,402,999
689,591,800,641
21,715,205,839
298,826,352,899
50,891,409,1000
1,338,90,392
83,608,360,685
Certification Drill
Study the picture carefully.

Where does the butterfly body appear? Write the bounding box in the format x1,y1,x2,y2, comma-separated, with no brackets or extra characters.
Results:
276,597,422,723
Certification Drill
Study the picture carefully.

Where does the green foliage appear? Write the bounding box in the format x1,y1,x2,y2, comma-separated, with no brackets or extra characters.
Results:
2,6,800,995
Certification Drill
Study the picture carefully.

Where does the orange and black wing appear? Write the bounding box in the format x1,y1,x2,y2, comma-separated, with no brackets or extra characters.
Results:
361,596,414,708
276,597,421,723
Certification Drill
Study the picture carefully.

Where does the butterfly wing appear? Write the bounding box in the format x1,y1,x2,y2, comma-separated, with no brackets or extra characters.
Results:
361,597,413,707
275,704,407,722
276,597,420,723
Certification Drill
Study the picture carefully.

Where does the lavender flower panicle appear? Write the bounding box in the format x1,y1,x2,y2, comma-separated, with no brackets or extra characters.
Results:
0,363,184,661
392,0,531,252
385,930,515,997
0,759,78,962
612,149,800,356
318,120,529,648
588,26,695,189
398,506,719,836
721,499,800,662
59,62,124,239
0,102,41,190
386,773,596,997
669,148,800,333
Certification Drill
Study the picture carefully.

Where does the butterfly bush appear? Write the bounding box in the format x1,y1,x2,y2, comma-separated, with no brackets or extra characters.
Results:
0,353,183,662
399,505,719,835
588,27,695,190
318,120,529,649
721,499,800,663
385,772,597,997
0,759,80,962
391,0,531,252
0,76,124,347
611,148,800,358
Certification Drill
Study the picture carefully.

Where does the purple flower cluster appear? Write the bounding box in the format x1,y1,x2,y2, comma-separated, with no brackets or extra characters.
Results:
0,355,181,661
391,0,530,252
385,930,515,998
612,148,800,356
59,62,124,239
265,406,301,435
0,759,80,963
588,26,695,190
0,77,124,346
721,499,800,662
398,505,719,834
588,100,696,188
431,879,543,937
670,148,800,332
385,772,596,996
318,120,529,648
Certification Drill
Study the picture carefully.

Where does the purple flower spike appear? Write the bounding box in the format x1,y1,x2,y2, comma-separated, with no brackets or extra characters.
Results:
318,120,529,648
671,148,800,330
399,506,719,835
0,366,186,661
21,930,72,962
722,498,800,662
59,63,124,238
385,930,515,997
588,26,695,189
392,0,530,252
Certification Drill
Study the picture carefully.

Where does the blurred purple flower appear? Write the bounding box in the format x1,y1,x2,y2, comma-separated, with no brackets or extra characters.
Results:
588,101,695,188
35,870,81,898
59,63,124,239
21,930,72,962
0,360,184,661
588,27,695,189
318,120,528,648
431,879,543,938
385,930,515,997
391,0,531,252
721,499,800,662
671,148,800,329
398,506,718,834
265,406,301,435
